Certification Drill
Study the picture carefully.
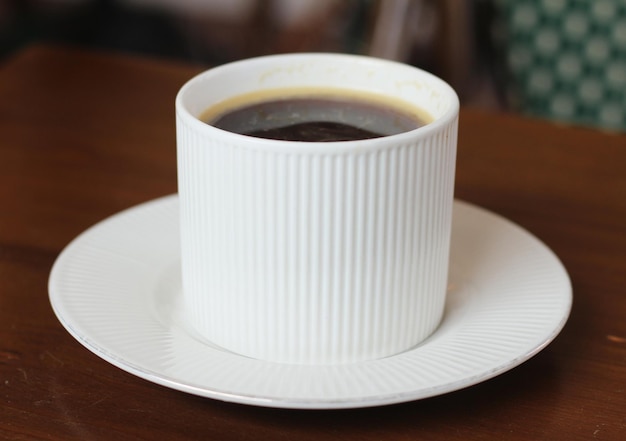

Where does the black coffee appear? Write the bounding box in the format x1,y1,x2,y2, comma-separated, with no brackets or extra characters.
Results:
202,93,429,142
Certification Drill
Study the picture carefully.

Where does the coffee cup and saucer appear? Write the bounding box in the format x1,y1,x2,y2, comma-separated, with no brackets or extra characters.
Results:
49,54,571,409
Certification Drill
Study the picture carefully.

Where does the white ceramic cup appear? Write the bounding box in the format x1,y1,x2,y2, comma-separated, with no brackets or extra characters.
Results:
176,53,459,365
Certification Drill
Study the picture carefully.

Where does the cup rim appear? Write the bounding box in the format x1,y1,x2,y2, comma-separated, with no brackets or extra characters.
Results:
175,53,460,154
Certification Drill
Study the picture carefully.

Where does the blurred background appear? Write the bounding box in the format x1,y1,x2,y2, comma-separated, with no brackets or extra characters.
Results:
0,0,624,131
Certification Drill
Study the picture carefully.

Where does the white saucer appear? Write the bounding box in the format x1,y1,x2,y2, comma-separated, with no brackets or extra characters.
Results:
48,195,571,409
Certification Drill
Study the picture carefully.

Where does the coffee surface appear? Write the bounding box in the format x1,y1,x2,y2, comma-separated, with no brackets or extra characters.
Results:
203,94,429,142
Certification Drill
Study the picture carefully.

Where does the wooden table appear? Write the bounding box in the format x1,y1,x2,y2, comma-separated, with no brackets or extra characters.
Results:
1,45,624,440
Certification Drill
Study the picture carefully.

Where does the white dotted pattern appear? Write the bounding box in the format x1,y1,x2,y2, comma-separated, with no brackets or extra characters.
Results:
498,0,626,130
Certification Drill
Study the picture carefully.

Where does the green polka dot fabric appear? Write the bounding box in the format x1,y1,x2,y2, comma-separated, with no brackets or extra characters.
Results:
494,0,626,131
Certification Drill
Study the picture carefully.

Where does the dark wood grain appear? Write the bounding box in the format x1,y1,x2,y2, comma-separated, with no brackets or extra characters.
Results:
1,44,624,440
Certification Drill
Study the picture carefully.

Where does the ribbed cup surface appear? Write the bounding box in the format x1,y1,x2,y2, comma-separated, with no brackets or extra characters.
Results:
177,123,457,364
